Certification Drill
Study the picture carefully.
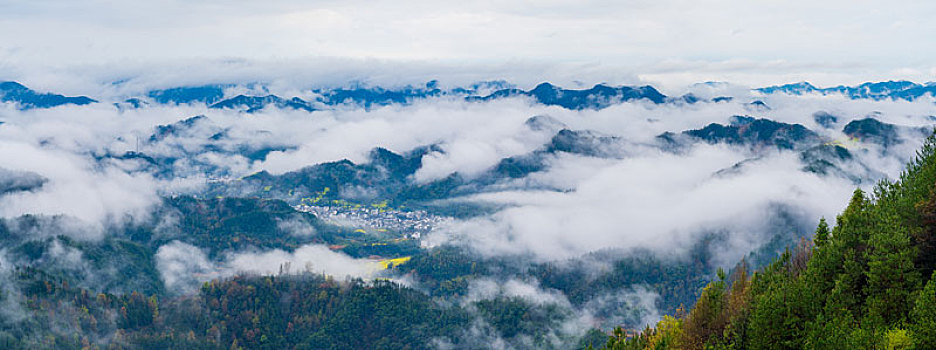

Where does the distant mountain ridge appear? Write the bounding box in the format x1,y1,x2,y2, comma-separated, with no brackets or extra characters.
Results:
467,82,667,109
0,81,96,109
0,80,669,111
210,94,316,112
166,81,668,112
757,80,936,101
5,79,936,112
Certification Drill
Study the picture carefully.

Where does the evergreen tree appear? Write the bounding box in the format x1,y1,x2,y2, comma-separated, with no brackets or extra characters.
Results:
910,271,936,349
825,189,871,315
748,277,812,350
915,188,936,279
805,310,855,350
863,211,920,326
814,218,830,248
835,189,871,251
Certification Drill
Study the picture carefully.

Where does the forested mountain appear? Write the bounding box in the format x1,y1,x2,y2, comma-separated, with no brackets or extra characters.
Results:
0,194,710,349
605,132,936,349
6,0,936,348
1,76,934,349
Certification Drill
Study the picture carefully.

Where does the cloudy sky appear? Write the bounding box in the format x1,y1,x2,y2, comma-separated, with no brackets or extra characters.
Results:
1,0,934,91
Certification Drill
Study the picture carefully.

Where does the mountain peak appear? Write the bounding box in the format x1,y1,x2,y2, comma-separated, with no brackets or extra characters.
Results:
0,81,29,91
0,81,96,109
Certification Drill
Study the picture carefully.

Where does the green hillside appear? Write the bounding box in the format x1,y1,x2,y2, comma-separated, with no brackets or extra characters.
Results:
606,132,936,349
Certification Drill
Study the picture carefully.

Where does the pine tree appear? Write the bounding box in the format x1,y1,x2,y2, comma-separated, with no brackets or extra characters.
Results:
910,272,936,349
805,310,855,350
814,218,830,248
836,189,871,251
804,221,845,306
825,189,872,315
914,187,936,279
863,211,920,326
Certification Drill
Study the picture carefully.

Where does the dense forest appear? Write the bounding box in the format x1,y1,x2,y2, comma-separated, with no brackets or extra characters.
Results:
0,268,609,349
605,133,936,349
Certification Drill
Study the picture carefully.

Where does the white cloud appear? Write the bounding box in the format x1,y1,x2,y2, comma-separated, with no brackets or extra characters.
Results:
458,277,665,345
0,140,160,237
156,240,382,294
259,98,552,174
276,216,317,237
155,241,217,294
1,1,935,91
466,278,571,307
580,286,663,329
0,84,931,258
425,146,858,260
223,244,379,278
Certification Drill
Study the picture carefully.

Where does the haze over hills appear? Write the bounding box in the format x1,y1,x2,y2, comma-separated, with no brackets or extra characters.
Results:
3,0,936,347
0,74,934,349
1,0,935,347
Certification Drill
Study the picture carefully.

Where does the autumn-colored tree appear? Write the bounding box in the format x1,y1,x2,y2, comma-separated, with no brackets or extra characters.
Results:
680,268,728,349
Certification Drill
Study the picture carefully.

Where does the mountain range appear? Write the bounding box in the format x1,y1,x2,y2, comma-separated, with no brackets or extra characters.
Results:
1,77,935,349
757,80,936,101
4,79,936,112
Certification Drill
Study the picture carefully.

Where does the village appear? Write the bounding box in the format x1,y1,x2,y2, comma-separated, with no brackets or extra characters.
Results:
293,202,451,239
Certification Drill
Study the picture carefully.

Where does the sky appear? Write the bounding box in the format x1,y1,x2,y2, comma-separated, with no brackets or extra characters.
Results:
1,0,935,91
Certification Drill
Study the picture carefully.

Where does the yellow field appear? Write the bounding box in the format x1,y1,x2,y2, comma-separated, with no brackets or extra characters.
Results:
376,256,412,269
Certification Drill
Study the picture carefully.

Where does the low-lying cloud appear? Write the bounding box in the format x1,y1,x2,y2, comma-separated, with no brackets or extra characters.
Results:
155,240,381,294
0,82,932,264
424,146,855,262
1,79,933,350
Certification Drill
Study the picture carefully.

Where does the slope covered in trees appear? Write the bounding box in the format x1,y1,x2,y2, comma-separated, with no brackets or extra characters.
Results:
606,131,936,349
0,268,598,349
